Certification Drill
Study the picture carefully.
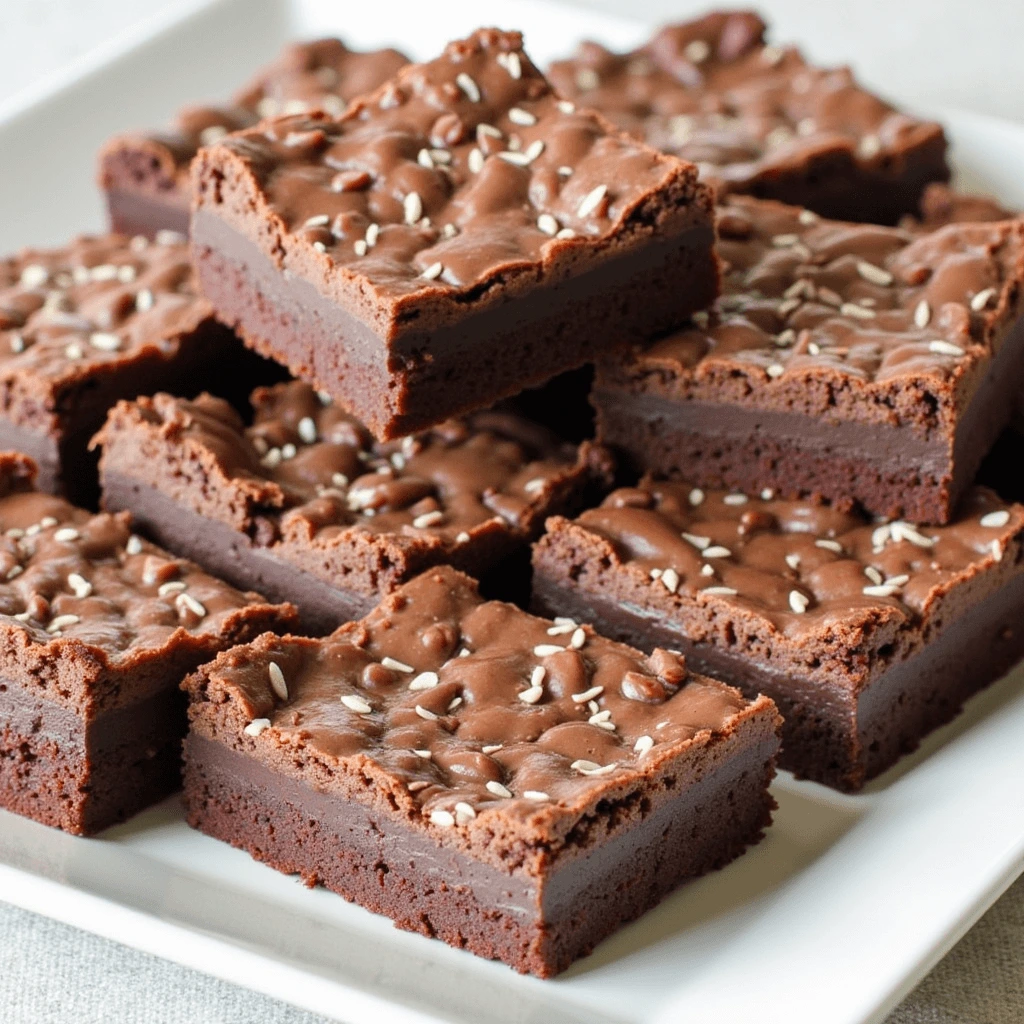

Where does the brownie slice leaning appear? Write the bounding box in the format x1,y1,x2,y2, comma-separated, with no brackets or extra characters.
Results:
190,28,719,440
532,479,1024,791
94,380,613,633
547,10,948,225
182,564,780,976
0,452,296,835
593,195,1024,525
98,38,409,238
0,232,272,505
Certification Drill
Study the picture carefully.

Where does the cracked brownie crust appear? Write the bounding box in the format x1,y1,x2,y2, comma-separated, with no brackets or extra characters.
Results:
191,28,718,439
532,478,1024,790
0,452,296,834
548,10,948,224
593,195,1024,524
98,38,409,238
95,381,612,632
182,565,779,975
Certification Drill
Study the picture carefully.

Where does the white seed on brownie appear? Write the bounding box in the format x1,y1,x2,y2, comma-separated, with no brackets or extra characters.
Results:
429,809,455,827
659,568,680,594
341,694,373,714
914,300,931,328
486,781,513,799
981,509,1011,528
788,590,810,614
572,686,603,704
928,340,964,357
970,287,997,311
54,528,79,543
634,735,654,756
157,581,186,597
176,593,206,618
814,539,844,553
577,184,608,218
414,704,438,721
244,718,271,737
571,759,616,776
268,662,288,701
409,671,439,691
67,573,92,598
381,656,414,673
455,72,481,102
703,545,732,558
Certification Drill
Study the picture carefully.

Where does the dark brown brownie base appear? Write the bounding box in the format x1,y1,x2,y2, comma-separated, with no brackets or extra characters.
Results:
183,730,776,976
532,568,1024,791
105,187,191,240
594,316,1024,525
0,682,184,835
102,470,539,634
193,210,718,440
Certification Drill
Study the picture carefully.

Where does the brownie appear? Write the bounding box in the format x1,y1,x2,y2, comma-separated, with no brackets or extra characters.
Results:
98,38,409,238
547,10,948,225
532,479,1024,791
181,564,779,975
902,183,1016,231
0,231,274,506
94,380,613,633
0,452,296,835
190,28,719,440
592,195,1024,525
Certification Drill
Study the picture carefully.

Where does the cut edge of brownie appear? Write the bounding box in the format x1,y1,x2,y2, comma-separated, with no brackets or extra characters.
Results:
181,566,780,974
531,493,1024,791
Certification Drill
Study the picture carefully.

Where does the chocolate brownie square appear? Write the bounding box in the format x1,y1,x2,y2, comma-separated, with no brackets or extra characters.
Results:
94,381,613,633
0,452,296,835
547,10,948,225
0,231,268,505
98,38,409,238
532,479,1024,791
592,195,1024,525
182,565,779,975
190,29,718,440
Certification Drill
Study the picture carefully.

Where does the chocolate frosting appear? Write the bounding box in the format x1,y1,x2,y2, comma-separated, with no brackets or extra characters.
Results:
190,565,755,826
94,380,606,593
0,452,293,663
0,233,212,411
100,39,409,191
547,11,945,197
563,478,1023,637
196,28,706,299
598,195,1024,431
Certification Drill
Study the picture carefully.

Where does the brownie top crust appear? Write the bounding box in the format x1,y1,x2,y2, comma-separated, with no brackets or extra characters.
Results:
558,478,1022,640
600,196,1024,431
193,28,708,307
0,452,287,654
188,565,765,839
0,233,212,403
98,380,603,552
99,38,409,191
547,10,945,196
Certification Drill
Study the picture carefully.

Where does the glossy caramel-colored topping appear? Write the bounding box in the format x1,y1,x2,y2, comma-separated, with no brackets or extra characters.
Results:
548,11,944,195
0,452,288,658
567,478,1022,636
0,233,210,389
197,29,704,298
193,566,754,822
615,195,1024,402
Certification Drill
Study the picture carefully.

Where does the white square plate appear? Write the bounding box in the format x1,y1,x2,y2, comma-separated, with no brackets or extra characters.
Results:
0,3,1022,1022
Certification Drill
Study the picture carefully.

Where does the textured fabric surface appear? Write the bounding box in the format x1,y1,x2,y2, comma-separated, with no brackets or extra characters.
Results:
1,876,1022,1022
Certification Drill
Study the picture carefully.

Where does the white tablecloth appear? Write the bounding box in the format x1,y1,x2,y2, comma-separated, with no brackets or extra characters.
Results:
0,1,1022,1021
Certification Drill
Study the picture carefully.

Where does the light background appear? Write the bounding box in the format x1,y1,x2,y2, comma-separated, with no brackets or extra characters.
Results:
0,1,1021,1021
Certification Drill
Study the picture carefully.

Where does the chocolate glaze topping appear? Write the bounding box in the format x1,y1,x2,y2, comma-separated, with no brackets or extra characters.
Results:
0,452,291,660
0,233,212,397
565,478,1023,636
191,566,753,826
97,380,604,568
602,196,1024,427
196,28,705,298
547,11,945,198
100,39,409,194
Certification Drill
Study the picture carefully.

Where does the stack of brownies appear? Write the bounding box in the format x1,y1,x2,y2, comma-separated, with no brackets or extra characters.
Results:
2,10,1023,978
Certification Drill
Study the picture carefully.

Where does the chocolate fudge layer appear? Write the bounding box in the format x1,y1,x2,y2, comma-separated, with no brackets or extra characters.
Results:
191,29,719,440
0,232,267,505
95,381,612,633
547,11,948,225
182,565,779,975
0,453,295,835
593,196,1024,525
532,480,1024,791
98,38,409,238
